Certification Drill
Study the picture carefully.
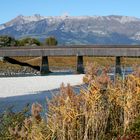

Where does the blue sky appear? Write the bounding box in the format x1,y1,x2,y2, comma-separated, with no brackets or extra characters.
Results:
0,0,140,24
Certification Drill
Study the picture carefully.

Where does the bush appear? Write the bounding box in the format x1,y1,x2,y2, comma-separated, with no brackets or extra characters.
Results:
18,37,41,46
0,35,17,47
0,104,30,139
45,36,58,46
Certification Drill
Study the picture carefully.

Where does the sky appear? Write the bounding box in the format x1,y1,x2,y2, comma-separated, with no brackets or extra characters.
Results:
0,0,140,24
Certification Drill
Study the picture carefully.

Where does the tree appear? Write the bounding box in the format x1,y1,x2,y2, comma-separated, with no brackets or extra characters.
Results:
18,37,41,46
0,35,17,47
45,36,58,46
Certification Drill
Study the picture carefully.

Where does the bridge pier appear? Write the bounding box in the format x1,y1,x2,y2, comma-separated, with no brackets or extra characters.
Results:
115,56,122,75
40,56,50,75
76,56,84,74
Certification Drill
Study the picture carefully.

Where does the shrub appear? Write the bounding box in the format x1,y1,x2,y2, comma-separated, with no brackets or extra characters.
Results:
0,104,30,139
45,36,58,46
0,35,17,47
18,37,41,46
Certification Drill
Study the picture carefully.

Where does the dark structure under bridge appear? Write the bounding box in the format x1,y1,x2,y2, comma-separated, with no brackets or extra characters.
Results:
0,45,140,74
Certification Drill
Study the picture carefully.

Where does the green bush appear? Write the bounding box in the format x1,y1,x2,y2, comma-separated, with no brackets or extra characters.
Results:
45,36,58,46
0,35,17,47
18,37,41,46
0,104,30,139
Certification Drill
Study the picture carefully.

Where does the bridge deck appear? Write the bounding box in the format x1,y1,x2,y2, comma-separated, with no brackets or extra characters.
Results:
0,45,140,57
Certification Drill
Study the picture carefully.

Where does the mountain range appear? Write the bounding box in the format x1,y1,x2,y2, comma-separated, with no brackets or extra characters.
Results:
1,14,140,44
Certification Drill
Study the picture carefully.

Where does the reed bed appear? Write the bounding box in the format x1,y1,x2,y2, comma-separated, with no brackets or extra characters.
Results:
6,63,140,140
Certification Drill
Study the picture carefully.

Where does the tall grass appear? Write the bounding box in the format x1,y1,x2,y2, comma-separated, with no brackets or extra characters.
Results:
5,63,140,140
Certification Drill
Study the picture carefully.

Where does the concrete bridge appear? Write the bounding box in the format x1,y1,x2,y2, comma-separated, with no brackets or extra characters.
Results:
0,45,140,74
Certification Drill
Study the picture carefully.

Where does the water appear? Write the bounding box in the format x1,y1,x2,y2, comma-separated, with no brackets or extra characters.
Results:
0,67,135,114
0,85,86,114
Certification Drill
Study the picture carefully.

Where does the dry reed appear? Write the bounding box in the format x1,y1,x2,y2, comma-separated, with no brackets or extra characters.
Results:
8,63,140,140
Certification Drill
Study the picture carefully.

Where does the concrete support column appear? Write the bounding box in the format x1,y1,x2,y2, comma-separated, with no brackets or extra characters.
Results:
115,56,122,75
76,56,84,74
40,56,50,75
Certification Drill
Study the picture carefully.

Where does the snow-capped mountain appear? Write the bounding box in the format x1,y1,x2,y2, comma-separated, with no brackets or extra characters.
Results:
0,14,140,44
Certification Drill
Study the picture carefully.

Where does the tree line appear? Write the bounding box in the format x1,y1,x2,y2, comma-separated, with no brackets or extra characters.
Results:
0,35,58,47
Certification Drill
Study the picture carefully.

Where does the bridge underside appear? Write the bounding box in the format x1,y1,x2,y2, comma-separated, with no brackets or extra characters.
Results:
38,56,122,75
3,56,123,75
3,56,85,74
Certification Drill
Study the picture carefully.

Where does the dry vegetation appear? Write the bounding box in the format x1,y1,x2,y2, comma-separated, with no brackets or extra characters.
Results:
1,62,139,140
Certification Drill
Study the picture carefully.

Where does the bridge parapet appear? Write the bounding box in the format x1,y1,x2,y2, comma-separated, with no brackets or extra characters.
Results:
0,45,140,57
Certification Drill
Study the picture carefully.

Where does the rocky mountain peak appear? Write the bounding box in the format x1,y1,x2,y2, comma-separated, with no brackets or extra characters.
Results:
0,15,140,45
